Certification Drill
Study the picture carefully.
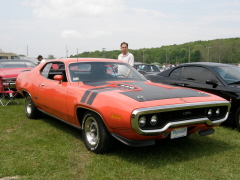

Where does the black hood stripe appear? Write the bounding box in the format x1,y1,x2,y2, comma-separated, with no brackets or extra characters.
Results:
119,81,210,102
86,89,116,105
80,87,111,103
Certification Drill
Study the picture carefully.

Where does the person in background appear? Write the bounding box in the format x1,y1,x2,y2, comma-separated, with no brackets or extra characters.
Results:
37,55,46,64
118,42,134,67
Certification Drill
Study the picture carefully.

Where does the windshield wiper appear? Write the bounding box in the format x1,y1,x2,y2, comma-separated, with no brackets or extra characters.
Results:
228,81,240,85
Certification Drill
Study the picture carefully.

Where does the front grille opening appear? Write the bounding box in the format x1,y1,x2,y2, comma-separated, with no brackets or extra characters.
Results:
139,106,228,130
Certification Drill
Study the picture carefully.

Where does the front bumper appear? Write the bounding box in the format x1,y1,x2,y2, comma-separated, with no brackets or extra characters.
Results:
131,101,230,136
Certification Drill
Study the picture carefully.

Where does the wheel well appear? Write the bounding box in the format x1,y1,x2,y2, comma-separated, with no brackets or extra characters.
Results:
22,90,28,97
76,107,103,127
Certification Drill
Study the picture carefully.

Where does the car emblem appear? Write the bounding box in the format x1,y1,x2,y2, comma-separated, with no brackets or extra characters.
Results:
183,111,191,115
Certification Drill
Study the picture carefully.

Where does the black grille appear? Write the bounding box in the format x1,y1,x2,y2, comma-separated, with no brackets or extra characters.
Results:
140,106,228,130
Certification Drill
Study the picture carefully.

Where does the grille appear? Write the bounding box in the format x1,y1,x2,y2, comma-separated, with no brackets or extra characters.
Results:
140,106,228,130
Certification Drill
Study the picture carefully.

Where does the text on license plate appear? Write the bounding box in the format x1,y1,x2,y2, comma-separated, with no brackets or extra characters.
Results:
171,127,187,139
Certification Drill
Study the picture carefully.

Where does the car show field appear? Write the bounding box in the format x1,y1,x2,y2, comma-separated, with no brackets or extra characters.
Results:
1,98,240,180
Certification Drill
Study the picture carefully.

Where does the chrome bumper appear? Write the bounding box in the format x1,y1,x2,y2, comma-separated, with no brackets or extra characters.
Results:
131,101,230,136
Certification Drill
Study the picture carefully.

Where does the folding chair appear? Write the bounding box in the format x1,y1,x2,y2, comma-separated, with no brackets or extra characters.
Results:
0,76,19,106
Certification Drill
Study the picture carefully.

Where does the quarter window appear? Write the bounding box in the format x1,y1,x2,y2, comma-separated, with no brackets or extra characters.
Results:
169,68,182,79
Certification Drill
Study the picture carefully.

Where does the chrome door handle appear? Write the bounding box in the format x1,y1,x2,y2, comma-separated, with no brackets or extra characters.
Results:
41,83,45,86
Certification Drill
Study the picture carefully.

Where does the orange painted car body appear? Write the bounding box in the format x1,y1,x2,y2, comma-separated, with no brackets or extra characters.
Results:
16,58,230,146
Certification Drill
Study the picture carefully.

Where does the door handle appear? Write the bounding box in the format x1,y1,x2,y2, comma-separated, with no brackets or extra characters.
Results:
41,83,45,86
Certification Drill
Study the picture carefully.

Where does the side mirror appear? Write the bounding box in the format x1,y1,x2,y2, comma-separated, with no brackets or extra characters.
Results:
54,75,63,83
206,79,218,88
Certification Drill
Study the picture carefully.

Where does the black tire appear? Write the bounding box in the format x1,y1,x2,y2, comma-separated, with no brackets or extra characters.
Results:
25,93,41,119
235,108,240,131
82,111,114,154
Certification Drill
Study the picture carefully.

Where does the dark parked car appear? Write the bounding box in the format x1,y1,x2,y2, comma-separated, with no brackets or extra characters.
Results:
134,62,160,75
145,62,240,130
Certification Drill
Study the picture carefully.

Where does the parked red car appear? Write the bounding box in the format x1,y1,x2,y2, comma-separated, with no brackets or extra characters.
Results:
16,58,230,154
0,59,36,88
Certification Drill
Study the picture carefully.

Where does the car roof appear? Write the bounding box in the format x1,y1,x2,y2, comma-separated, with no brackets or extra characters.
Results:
48,58,122,63
180,62,235,67
0,59,34,63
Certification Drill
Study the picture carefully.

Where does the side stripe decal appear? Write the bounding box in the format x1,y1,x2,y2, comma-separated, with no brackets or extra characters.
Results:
81,87,116,105
80,87,110,103
86,89,116,105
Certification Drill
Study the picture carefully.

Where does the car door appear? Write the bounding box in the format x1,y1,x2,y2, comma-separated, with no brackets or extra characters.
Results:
37,62,69,121
174,66,227,98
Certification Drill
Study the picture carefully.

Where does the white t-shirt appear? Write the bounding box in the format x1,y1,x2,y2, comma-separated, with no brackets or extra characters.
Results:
118,52,134,67
40,59,46,64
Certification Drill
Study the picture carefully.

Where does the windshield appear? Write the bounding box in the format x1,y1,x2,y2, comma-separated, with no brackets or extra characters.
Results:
69,62,146,82
138,65,160,72
212,66,240,84
0,61,36,68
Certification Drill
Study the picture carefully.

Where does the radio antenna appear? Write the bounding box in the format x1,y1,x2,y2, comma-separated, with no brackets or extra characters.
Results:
77,48,80,87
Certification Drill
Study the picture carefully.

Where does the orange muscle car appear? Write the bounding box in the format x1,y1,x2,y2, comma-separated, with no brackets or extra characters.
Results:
16,58,230,154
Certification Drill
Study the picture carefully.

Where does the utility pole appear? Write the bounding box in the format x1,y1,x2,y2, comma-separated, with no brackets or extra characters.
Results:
206,47,211,62
142,50,146,63
165,49,169,64
188,46,190,63
102,48,106,58
66,45,68,58
27,45,28,57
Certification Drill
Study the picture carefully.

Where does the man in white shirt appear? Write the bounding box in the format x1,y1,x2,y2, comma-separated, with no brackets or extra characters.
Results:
37,55,46,64
118,42,134,67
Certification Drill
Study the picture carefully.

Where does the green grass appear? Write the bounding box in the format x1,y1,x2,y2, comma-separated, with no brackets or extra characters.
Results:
1,98,240,180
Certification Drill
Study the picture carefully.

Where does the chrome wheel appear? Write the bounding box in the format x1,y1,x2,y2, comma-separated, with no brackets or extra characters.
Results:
84,116,99,146
24,93,41,119
82,111,114,154
25,95,33,115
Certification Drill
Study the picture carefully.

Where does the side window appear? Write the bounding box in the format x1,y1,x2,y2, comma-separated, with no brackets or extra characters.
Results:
169,68,182,79
180,66,220,83
41,63,52,78
41,62,66,81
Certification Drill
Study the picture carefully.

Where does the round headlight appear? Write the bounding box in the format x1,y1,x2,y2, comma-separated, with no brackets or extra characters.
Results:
139,116,146,127
150,115,158,125
207,109,212,117
216,108,220,116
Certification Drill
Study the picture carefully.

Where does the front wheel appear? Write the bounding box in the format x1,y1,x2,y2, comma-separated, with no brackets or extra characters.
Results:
235,108,240,131
82,111,114,154
25,93,41,119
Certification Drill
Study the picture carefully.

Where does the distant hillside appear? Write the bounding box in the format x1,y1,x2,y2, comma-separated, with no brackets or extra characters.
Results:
70,37,240,65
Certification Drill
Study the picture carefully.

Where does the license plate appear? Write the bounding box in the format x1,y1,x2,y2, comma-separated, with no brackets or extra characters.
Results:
171,127,187,139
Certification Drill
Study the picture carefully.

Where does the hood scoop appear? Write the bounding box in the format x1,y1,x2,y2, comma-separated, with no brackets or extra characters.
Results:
116,83,140,91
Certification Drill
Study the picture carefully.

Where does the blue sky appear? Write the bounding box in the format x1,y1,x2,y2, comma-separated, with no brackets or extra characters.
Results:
1,0,240,58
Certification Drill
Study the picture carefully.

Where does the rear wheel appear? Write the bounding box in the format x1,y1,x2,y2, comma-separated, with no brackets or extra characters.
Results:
82,111,114,154
25,93,41,119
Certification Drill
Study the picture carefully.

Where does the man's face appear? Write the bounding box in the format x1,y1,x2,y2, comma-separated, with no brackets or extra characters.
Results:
121,44,128,54
38,58,43,61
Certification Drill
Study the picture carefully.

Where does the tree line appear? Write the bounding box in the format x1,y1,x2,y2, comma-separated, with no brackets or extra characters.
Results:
70,37,240,65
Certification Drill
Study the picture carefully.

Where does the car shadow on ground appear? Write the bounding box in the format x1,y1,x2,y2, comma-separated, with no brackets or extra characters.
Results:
40,113,236,165
41,113,83,140
109,133,236,168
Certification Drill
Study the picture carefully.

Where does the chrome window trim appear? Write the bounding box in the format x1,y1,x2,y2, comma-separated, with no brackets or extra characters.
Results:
131,101,230,136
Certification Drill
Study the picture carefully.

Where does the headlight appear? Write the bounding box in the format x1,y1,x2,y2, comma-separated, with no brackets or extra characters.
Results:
207,109,212,117
139,116,146,127
150,115,158,125
216,108,220,116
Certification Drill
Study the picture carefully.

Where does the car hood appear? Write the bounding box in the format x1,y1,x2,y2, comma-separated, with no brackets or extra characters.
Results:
0,68,32,78
81,81,220,108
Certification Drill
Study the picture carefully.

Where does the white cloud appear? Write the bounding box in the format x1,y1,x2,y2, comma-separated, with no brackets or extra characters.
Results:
61,30,83,39
61,30,112,39
24,0,124,19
